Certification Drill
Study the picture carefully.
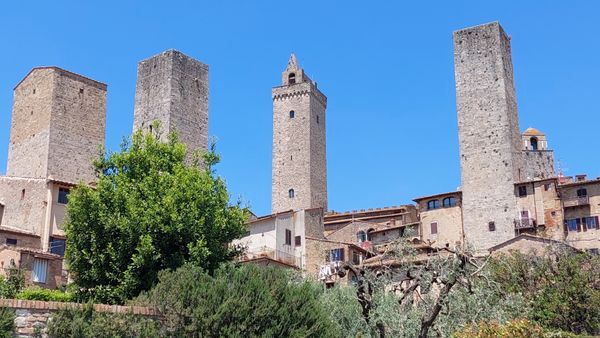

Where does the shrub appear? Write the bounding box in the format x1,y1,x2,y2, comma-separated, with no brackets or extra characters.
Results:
0,307,14,338
134,263,338,337
47,304,163,338
17,288,75,302
0,266,24,298
453,318,587,338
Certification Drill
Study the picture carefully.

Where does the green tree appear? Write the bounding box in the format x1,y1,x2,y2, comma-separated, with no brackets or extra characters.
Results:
134,263,338,337
488,248,600,335
64,128,247,303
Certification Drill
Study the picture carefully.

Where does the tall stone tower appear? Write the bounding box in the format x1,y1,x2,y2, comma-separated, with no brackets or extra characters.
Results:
454,22,523,253
7,67,107,183
271,54,327,213
133,50,209,155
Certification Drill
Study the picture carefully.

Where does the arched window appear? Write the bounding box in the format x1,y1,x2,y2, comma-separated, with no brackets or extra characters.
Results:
288,73,296,85
289,110,295,118
427,200,440,210
577,188,587,197
288,189,295,198
366,228,375,241
530,137,538,150
356,231,367,243
442,197,456,208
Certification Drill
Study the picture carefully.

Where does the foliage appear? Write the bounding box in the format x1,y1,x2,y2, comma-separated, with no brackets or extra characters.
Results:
0,265,24,298
134,263,338,337
488,248,600,335
64,127,247,303
16,288,75,302
47,303,163,338
453,318,588,338
0,307,14,338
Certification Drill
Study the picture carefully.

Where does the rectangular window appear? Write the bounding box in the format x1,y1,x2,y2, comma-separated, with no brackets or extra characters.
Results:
58,188,70,204
6,238,17,246
583,216,598,230
32,259,48,284
518,186,527,197
588,248,599,255
0,204,4,224
285,229,292,246
566,219,579,232
50,237,66,256
352,251,361,265
430,222,438,235
328,248,344,262
294,235,301,246
488,221,496,232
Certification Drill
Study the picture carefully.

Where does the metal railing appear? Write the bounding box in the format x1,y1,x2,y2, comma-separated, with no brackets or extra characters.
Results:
514,218,537,230
563,196,590,208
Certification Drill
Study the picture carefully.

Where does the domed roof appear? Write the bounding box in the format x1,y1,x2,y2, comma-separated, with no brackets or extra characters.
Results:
523,127,544,136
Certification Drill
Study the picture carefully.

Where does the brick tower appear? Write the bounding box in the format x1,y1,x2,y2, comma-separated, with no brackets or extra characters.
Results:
7,67,107,184
271,54,327,213
454,22,523,253
133,50,209,156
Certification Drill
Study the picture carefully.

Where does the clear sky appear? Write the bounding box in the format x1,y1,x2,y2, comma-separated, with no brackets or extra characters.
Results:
1,1,598,216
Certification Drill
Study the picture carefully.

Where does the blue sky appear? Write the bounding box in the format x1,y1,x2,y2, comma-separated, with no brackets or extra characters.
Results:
1,1,598,216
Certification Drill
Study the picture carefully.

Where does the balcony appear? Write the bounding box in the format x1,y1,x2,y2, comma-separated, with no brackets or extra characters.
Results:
563,196,590,208
514,218,537,230
238,246,301,268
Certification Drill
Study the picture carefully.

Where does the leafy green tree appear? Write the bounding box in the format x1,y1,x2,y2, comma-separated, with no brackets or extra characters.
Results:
0,307,14,338
134,263,338,337
64,128,247,303
488,248,600,335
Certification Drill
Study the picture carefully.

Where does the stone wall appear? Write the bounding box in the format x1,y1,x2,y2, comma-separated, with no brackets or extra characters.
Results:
454,22,522,254
0,299,159,337
271,55,327,214
521,150,555,180
6,69,54,179
46,68,106,184
0,177,48,239
133,50,209,157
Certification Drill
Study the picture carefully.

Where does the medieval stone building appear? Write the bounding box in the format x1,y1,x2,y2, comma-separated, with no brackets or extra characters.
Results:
1,22,598,289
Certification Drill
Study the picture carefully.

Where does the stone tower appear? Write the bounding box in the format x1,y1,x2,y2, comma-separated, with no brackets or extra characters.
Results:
271,54,327,213
6,67,107,183
521,127,554,180
454,22,523,253
133,50,209,155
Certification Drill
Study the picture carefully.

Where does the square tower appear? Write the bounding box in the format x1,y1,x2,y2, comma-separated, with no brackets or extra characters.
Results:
271,54,327,214
454,22,523,253
133,50,209,156
7,67,107,184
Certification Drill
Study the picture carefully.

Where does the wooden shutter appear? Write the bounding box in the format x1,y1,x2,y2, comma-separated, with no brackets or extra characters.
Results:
576,218,582,232
595,216,599,230
431,222,438,235
340,248,345,262
563,220,568,234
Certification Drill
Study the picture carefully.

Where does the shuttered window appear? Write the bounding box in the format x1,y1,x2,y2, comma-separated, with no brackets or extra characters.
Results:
32,258,48,284
430,222,438,235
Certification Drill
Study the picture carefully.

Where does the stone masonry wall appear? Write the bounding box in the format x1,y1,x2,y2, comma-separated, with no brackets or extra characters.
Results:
46,68,106,184
0,299,159,338
0,177,48,238
521,150,555,180
133,50,209,157
6,69,54,178
454,22,523,253
271,65,327,214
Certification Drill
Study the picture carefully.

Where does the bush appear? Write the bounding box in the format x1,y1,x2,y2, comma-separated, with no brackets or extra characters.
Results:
0,307,14,338
17,288,75,302
47,304,163,338
0,266,24,298
134,263,338,337
453,318,587,338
